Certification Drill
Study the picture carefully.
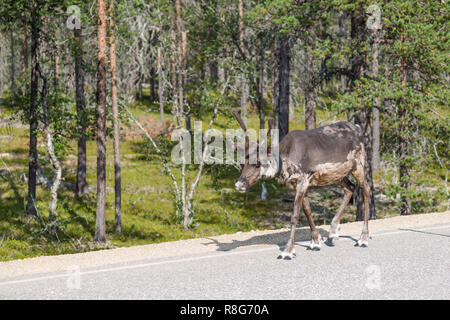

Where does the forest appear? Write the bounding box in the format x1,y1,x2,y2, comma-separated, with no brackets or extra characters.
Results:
0,0,448,261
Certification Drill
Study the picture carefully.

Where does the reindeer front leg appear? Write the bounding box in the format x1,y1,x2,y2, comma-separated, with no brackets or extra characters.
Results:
278,178,309,260
302,196,322,250
352,156,371,247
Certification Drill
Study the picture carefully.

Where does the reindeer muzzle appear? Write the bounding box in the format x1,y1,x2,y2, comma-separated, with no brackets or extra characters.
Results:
235,178,249,193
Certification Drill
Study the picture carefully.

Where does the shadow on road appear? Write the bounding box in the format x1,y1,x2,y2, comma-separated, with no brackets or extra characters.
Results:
203,227,331,252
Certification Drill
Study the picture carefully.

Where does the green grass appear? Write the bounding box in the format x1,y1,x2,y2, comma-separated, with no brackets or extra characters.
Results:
0,90,447,261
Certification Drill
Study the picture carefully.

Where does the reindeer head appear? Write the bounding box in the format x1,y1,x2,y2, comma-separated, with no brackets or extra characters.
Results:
232,109,277,193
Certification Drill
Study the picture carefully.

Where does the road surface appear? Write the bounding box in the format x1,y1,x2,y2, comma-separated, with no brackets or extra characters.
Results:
0,212,449,299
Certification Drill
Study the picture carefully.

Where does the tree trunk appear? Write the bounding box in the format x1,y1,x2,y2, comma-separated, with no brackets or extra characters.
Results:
74,27,89,197
224,46,229,88
338,10,346,37
304,87,316,130
108,0,122,233
27,14,40,217
95,0,107,242
199,62,205,83
149,36,156,102
239,0,247,126
257,41,265,131
137,69,143,102
127,69,137,103
350,7,376,221
53,41,60,98
277,35,290,142
272,40,279,131
171,31,178,120
355,105,377,221
21,31,29,77
181,31,191,132
399,116,411,216
399,55,411,215
175,0,183,114
304,49,316,130
157,47,164,126
338,11,349,93
150,64,156,102
371,26,380,172
209,60,218,84
0,43,4,117
175,0,191,131
10,30,16,95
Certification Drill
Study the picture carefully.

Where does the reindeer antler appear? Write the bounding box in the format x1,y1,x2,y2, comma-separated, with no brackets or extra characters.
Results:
232,108,249,154
265,118,274,153
232,108,247,132
267,118,273,137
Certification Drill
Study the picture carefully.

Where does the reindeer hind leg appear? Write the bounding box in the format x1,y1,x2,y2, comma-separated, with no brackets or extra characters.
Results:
351,160,370,247
326,176,355,246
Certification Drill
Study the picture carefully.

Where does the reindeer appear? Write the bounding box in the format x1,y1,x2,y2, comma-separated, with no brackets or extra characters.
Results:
231,109,371,260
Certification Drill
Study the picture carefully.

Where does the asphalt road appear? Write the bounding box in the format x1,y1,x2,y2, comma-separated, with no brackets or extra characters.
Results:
0,223,449,300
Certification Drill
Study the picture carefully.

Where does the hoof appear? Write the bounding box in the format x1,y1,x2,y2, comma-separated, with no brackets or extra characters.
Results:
356,239,369,247
308,241,321,251
278,249,296,260
326,234,339,246
326,237,336,246
329,233,339,239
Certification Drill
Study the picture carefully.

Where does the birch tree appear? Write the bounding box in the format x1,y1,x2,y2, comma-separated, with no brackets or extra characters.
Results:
38,66,62,222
